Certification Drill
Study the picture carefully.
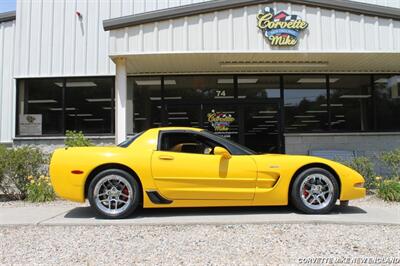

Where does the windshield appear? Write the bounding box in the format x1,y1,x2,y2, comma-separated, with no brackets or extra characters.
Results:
117,132,143,148
201,130,256,155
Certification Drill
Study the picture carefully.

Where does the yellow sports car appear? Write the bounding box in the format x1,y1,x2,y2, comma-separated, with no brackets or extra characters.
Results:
50,127,366,218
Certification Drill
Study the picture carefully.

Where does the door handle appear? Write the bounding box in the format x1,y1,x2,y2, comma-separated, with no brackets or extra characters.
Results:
159,155,174,160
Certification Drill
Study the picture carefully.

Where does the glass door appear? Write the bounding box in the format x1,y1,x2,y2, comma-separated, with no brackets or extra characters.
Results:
242,103,282,154
202,104,239,143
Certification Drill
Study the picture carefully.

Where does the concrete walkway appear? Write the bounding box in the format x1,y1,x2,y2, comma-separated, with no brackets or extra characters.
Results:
1,204,400,226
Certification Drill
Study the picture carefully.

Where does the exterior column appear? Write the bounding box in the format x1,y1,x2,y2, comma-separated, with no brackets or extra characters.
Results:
115,57,127,144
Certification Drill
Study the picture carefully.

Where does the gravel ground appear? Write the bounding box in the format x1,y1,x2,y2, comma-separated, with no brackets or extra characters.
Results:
0,195,399,265
0,224,399,265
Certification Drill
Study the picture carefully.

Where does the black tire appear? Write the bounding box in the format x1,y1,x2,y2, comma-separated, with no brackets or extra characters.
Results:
290,167,339,214
88,169,141,219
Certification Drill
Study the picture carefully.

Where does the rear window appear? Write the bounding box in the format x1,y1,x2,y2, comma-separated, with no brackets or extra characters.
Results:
117,132,143,148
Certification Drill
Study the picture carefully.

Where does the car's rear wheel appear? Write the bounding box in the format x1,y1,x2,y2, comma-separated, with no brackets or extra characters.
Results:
290,167,339,214
88,169,140,219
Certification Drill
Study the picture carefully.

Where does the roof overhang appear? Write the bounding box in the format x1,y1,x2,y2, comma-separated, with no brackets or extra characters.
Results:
104,0,400,31
0,11,16,23
111,52,400,75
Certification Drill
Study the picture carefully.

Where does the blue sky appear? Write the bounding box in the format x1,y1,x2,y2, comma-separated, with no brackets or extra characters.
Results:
0,0,16,13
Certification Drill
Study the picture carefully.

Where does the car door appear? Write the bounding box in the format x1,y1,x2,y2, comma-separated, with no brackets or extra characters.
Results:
151,131,257,200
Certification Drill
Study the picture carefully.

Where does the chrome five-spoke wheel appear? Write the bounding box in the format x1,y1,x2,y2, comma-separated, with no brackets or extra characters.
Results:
291,167,339,214
88,169,141,219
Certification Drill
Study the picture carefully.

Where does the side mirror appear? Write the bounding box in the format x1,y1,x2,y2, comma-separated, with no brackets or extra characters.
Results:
214,146,232,159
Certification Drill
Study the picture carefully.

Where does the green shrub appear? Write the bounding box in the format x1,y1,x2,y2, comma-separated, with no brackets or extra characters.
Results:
65,130,93,147
379,148,400,178
26,175,55,202
377,180,400,202
0,145,7,189
0,146,47,199
345,156,376,189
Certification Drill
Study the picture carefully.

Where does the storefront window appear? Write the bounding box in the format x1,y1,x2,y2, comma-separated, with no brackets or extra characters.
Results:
129,77,162,133
164,76,234,101
330,75,373,131
374,75,400,131
17,77,114,136
284,75,328,132
238,75,280,100
17,79,63,135
65,77,113,134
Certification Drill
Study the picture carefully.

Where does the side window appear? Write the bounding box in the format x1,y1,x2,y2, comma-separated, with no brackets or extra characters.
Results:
159,132,217,155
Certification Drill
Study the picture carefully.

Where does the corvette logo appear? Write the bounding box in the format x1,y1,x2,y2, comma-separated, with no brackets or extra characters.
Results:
257,7,308,46
207,110,235,132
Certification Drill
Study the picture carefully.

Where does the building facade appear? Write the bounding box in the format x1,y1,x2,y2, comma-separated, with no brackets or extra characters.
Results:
0,0,400,157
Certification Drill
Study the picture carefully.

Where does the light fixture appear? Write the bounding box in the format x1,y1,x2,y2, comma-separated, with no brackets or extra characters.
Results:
214,96,234,99
164,96,182,100
168,112,187,115
28,99,57,104
55,81,97,87
306,110,328,113
259,110,277,114
297,78,339,84
335,115,345,118
150,97,162,101
102,107,112,110
238,95,247,99
265,121,278,123
220,61,329,68
340,95,372,99
320,103,344,107
168,117,189,120
294,115,315,118
374,78,388,83
291,124,307,127
217,78,258,84
68,114,93,117
83,118,103,122
301,120,320,123
49,107,77,111
85,98,111,102
135,80,176,86
252,116,274,119
134,118,147,121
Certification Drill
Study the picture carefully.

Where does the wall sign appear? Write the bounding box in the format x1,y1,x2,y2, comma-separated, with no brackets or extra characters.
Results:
19,114,42,135
257,7,309,46
207,110,235,132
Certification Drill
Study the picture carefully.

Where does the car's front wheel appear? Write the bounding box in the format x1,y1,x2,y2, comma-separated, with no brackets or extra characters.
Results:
88,169,141,219
290,167,339,214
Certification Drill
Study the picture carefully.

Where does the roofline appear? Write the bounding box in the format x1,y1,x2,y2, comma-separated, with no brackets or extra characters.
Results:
103,0,400,31
0,11,16,23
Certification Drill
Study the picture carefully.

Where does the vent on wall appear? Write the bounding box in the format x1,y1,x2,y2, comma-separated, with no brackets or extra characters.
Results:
220,61,329,68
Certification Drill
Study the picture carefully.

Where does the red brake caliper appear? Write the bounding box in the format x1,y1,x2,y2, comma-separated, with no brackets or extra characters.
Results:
122,187,129,201
303,188,309,197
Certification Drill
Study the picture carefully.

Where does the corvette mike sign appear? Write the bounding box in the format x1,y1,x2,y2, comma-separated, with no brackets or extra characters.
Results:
257,7,309,46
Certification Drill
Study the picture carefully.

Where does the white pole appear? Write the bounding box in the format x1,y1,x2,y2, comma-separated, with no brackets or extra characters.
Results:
115,57,127,145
